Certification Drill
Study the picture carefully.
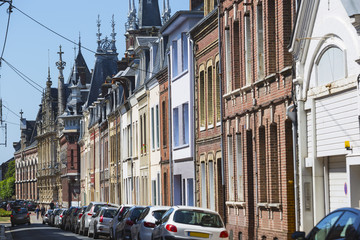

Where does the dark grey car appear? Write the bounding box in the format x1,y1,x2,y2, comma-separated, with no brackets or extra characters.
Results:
11,208,30,227
109,205,132,240
115,206,146,240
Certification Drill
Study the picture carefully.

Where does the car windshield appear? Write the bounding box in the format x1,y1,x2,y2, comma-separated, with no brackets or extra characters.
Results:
93,204,105,213
103,209,117,218
173,210,224,228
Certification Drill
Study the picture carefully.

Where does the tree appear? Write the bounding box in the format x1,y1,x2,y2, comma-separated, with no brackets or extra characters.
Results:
5,160,15,179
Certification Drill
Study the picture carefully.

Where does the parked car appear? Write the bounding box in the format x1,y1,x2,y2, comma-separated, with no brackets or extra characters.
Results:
115,206,146,240
49,208,61,226
11,207,30,227
130,206,170,240
42,209,53,224
109,205,132,240
80,202,119,236
74,206,87,234
151,206,229,240
25,201,37,211
88,207,118,238
64,206,79,231
55,209,67,227
292,208,360,240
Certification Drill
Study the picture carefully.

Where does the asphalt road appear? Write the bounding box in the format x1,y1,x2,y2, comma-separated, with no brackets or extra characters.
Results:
4,212,109,240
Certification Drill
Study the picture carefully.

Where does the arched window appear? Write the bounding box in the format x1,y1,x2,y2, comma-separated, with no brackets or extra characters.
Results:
316,46,345,86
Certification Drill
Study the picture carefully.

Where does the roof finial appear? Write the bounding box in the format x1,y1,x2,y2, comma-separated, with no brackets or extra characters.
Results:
162,0,171,24
111,15,116,41
78,32,82,53
97,15,102,42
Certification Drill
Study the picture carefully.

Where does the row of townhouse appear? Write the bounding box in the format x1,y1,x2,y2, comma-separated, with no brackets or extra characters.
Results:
14,0,360,238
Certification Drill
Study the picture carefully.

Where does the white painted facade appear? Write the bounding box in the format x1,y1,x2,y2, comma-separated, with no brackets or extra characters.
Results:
290,0,360,233
162,12,203,206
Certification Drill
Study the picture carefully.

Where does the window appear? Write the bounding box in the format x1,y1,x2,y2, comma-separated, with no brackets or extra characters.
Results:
215,61,221,124
173,103,189,147
172,33,188,78
209,161,215,210
316,47,345,86
173,108,179,147
228,135,234,200
183,103,189,145
199,69,205,128
257,4,265,80
258,126,267,202
162,101,167,147
151,107,155,150
245,14,252,85
156,105,160,148
225,24,232,93
236,134,244,202
201,162,207,208
207,65,213,126
187,178,194,206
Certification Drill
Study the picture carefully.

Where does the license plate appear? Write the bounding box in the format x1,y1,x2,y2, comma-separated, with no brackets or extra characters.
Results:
188,232,210,238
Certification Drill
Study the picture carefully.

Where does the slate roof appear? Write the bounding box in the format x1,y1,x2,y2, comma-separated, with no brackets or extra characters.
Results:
138,0,161,28
85,54,118,108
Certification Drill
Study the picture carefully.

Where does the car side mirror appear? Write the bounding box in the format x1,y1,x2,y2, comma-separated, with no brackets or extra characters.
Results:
155,220,161,226
291,231,306,240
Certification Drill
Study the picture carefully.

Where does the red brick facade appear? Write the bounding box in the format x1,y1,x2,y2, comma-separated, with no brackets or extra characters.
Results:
157,67,171,206
220,0,296,239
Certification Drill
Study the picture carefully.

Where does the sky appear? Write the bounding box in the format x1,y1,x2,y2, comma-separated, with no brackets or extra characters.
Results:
0,0,189,164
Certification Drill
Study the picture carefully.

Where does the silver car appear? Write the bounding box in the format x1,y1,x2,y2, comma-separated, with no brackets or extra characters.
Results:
80,202,119,236
151,206,229,240
54,209,66,227
88,207,118,239
130,206,170,240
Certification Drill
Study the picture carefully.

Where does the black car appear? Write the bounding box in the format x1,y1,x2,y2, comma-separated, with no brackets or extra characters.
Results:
25,201,37,211
11,207,30,227
68,207,81,232
64,206,78,231
115,206,146,240
292,208,360,239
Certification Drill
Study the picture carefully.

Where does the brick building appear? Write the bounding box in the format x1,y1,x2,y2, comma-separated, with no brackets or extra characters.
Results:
189,0,224,218
220,0,296,239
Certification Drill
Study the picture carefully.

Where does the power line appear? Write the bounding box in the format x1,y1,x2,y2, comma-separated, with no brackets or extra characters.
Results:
3,120,18,126
2,103,20,118
12,5,96,54
0,57,43,93
0,0,12,66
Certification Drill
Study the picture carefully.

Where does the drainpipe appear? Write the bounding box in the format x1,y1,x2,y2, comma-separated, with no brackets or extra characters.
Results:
254,112,259,240
189,37,197,206
287,104,299,231
217,0,227,223
167,52,173,206
115,104,119,205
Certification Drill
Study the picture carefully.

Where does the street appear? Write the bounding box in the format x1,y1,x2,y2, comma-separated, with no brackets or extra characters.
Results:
4,212,109,240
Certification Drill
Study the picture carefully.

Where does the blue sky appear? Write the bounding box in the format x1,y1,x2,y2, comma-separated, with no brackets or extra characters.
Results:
0,0,189,164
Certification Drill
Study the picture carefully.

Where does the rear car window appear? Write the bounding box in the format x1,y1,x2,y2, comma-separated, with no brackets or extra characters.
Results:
153,210,167,220
130,207,146,221
93,204,105,213
103,209,117,218
173,210,224,228
14,208,28,214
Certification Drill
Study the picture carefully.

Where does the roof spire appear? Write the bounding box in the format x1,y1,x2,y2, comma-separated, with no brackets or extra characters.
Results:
56,45,66,115
162,0,171,24
126,0,138,30
78,32,82,53
111,15,117,52
96,15,102,51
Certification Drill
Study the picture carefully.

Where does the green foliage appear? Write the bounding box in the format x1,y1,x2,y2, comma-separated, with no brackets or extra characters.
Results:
5,160,15,179
0,208,11,217
0,176,15,200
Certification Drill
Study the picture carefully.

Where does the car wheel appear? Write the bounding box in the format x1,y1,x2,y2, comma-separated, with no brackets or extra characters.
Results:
93,224,98,239
138,233,141,240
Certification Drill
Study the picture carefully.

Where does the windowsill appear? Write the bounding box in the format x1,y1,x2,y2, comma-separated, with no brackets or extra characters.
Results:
216,122,221,127
200,126,206,132
226,201,246,208
257,203,282,209
172,70,188,82
173,144,189,151
208,124,214,129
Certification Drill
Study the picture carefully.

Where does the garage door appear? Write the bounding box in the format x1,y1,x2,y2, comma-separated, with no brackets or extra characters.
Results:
329,156,348,212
